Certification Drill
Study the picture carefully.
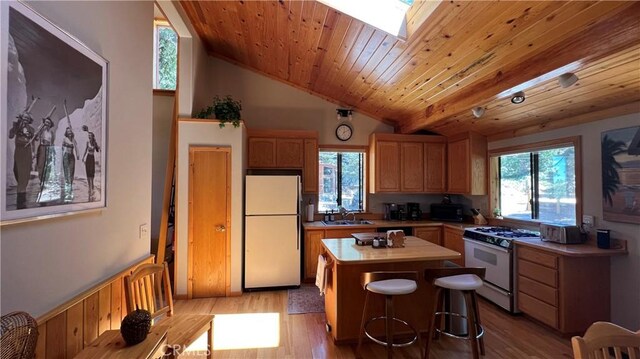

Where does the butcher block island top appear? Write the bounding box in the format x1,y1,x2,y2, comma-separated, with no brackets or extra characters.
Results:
320,236,461,343
322,236,461,264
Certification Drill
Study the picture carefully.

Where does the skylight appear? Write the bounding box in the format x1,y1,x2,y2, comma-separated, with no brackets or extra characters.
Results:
319,0,413,38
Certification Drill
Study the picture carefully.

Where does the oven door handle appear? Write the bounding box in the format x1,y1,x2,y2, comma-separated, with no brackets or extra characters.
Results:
463,237,510,253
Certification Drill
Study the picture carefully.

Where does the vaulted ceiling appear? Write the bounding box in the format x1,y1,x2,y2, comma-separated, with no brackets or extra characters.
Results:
179,1,640,140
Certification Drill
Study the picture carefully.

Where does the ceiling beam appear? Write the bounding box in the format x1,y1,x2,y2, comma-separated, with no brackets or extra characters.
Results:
397,2,640,134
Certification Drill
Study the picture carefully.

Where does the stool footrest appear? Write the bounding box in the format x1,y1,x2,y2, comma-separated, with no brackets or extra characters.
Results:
364,316,418,348
434,311,484,340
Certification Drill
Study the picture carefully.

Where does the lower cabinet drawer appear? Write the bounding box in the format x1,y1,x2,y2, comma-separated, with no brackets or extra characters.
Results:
518,275,558,307
518,260,558,288
519,292,558,329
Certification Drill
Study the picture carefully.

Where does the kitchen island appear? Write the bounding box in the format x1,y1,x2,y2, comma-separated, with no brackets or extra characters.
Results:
320,236,460,344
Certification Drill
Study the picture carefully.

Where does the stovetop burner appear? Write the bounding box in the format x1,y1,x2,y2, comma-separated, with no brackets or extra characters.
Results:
463,226,540,249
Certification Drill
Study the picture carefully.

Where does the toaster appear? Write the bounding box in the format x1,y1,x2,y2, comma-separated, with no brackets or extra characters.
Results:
540,223,585,244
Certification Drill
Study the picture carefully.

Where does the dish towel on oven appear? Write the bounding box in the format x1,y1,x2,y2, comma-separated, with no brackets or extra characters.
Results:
315,254,327,295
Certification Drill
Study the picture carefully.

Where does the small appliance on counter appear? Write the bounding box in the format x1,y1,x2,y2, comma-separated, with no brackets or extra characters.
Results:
383,203,407,220
407,202,422,220
540,223,585,244
430,203,464,222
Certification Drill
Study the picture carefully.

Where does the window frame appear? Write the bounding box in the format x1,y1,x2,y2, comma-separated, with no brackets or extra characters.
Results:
488,136,582,226
318,145,369,213
153,19,178,91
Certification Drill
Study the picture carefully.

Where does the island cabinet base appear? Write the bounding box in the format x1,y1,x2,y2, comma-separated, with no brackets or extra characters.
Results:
324,259,444,344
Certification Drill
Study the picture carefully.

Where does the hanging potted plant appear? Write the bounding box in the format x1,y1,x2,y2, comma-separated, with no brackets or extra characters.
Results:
195,95,242,128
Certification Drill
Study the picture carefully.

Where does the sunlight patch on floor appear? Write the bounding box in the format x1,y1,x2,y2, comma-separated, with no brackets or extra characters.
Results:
185,313,281,352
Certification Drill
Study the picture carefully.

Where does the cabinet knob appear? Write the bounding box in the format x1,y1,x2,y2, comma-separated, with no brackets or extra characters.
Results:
215,225,226,232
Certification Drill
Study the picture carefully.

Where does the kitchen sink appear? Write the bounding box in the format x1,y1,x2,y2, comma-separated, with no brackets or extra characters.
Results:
322,220,374,225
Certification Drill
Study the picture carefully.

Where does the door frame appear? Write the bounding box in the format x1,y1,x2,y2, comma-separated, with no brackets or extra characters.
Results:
187,145,232,298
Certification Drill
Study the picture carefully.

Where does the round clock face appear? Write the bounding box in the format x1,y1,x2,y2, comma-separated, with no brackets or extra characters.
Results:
336,124,353,141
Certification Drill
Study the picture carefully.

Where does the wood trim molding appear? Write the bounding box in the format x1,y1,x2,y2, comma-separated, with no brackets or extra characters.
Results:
318,144,368,151
488,136,582,225
247,128,318,138
153,89,176,96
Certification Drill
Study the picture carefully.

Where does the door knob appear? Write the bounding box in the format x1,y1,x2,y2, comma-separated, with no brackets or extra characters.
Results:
215,225,226,232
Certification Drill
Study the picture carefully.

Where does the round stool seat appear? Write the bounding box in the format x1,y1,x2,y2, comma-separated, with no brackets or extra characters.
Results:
434,274,483,291
366,279,417,295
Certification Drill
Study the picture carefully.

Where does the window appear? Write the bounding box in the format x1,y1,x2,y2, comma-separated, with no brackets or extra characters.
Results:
318,0,412,38
491,137,581,225
153,20,177,90
318,150,366,212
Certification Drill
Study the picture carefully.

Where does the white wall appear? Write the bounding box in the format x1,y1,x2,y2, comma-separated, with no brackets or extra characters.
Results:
489,113,640,329
1,1,153,317
175,120,246,295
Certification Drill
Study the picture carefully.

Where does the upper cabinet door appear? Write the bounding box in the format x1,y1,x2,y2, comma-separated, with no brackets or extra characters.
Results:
248,138,277,168
447,132,487,195
401,142,424,192
276,138,304,168
376,141,401,192
303,138,318,194
424,142,446,193
447,138,470,193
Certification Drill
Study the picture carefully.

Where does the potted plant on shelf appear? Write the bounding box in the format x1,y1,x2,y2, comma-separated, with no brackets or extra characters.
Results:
195,95,242,128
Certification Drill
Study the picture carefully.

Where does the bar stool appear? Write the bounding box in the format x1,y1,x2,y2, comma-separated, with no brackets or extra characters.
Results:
424,267,486,359
357,271,420,359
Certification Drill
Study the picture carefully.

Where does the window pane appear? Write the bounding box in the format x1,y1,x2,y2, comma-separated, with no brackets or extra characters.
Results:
318,151,365,213
500,153,532,220
156,26,177,90
340,152,363,211
538,146,576,225
319,152,338,212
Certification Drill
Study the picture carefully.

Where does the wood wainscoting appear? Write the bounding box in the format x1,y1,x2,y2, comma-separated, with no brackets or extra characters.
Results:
34,255,154,358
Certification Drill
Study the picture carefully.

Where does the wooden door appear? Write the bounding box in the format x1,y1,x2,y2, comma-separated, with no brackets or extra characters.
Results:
424,142,446,193
304,230,325,281
376,141,400,192
189,146,230,298
413,227,442,245
303,138,318,193
276,138,304,167
248,137,276,167
443,227,465,266
447,138,470,194
401,142,424,192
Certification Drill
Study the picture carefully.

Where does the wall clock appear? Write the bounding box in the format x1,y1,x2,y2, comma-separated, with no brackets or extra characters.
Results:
336,123,353,141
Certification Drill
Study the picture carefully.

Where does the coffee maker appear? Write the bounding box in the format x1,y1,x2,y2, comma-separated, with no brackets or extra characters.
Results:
407,202,422,220
383,203,398,220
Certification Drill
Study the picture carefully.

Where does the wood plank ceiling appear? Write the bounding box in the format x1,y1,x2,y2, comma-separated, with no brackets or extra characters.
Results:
180,0,640,139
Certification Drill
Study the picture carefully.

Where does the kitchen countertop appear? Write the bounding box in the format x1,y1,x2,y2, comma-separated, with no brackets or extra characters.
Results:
321,236,461,265
303,219,475,230
514,238,628,257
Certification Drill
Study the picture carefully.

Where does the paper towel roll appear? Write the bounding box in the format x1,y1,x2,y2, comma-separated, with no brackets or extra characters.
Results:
306,204,315,222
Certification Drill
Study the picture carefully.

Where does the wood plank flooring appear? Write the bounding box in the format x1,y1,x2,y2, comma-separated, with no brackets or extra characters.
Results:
174,290,573,358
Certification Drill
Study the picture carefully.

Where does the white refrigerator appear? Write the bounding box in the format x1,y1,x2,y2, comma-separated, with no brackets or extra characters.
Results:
244,175,301,289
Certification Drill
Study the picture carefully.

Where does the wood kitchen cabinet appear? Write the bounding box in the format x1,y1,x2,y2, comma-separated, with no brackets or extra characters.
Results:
516,245,613,334
303,138,318,194
443,226,465,266
369,133,447,194
303,228,375,281
413,226,442,245
447,132,487,195
247,130,318,193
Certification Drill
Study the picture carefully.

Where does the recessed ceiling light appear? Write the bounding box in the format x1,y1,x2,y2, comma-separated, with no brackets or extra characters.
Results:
472,107,485,118
558,72,579,88
511,91,525,104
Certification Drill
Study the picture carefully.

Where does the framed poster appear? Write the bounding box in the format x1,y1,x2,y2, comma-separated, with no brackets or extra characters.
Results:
1,1,108,224
601,125,640,224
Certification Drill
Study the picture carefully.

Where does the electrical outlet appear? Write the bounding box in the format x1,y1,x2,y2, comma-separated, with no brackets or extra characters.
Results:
582,215,595,227
139,223,149,239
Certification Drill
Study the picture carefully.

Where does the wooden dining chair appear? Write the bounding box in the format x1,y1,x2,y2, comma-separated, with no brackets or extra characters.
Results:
571,321,640,359
124,262,215,358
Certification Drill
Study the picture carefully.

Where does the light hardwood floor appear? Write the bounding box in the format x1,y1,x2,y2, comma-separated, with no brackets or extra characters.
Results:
174,290,573,359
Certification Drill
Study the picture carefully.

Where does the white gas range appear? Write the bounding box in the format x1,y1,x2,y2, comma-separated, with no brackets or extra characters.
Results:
463,227,540,313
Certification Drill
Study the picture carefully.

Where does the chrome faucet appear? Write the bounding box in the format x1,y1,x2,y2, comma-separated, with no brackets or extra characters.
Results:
339,206,356,222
